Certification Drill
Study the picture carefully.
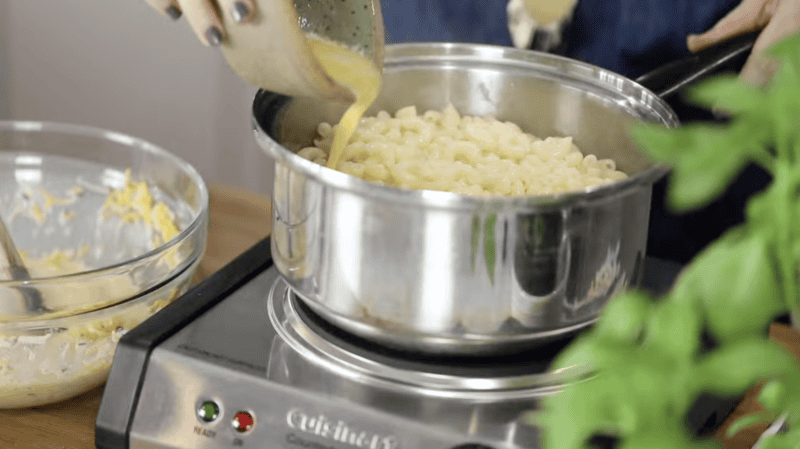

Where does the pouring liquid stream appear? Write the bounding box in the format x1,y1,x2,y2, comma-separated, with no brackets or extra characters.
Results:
306,37,382,169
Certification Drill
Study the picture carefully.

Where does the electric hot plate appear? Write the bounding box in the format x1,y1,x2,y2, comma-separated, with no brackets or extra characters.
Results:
95,238,739,449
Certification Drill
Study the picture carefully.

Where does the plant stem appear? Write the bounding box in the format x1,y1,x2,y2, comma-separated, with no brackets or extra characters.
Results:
774,162,798,317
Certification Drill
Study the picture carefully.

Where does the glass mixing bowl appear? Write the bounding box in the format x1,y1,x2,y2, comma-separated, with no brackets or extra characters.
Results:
0,121,208,407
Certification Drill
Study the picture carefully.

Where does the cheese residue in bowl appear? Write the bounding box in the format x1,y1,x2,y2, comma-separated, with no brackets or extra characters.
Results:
101,169,181,247
0,169,193,408
0,169,186,318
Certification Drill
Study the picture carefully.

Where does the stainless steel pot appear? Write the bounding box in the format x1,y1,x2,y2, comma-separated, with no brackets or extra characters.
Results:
252,37,755,355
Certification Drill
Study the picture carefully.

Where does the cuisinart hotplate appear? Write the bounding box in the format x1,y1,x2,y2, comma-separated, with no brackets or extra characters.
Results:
94,238,738,449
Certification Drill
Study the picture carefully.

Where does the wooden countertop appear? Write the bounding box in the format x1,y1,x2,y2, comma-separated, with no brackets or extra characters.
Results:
0,185,795,448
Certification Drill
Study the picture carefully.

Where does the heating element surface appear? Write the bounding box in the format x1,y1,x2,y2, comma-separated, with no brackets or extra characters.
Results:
95,238,738,449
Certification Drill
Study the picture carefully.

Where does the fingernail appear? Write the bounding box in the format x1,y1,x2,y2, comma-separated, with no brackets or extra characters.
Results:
205,26,223,46
232,1,250,23
165,5,182,20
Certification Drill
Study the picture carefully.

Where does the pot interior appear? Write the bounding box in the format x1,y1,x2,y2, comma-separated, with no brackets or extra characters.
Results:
260,43,678,178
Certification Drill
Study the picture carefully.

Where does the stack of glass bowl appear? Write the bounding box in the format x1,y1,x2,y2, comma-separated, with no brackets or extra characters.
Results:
0,121,208,408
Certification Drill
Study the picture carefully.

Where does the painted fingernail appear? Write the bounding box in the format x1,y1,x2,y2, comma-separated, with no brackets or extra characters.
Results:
205,26,223,46
232,1,250,23
165,5,182,20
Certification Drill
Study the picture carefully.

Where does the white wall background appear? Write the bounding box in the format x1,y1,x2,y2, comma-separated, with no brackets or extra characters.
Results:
0,0,275,196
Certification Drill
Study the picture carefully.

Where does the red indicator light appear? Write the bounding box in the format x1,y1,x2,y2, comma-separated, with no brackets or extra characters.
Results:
233,411,255,433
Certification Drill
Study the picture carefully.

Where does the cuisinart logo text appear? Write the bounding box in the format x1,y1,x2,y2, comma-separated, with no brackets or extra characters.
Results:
286,408,399,449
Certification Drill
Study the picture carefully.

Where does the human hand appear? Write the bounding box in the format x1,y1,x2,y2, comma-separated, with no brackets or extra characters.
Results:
521,0,577,26
507,0,577,50
687,0,800,87
143,0,256,46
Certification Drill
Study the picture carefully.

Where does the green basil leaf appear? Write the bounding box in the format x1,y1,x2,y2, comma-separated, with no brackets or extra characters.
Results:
766,32,800,70
644,298,702,359
765,79,800,161
629,123,696,162
632,123,756,211
745,188,778,237
758,379,787,411
766,163,794,242
688,75,769,115
550,334,634,372
540,380,624,449
550,335,598,370
692,338,797,394
726,412,777,438
667,148,746,211
594,290,653,344
687,121,771,193
635,117,772,211
689,231,785,343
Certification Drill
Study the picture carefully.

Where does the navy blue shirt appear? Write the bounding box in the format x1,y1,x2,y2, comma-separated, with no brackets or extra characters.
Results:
381,0,741,78
382,0,513,46
563,0,741,78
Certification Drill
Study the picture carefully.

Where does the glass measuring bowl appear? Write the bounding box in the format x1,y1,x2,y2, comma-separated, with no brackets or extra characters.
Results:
0,120,208,408
220,0,384,102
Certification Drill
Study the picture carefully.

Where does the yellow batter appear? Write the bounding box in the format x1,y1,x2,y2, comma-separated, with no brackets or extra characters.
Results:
307,37,382,169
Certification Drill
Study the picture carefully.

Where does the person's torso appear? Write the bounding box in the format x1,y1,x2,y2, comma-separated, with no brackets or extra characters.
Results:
381,0,741,78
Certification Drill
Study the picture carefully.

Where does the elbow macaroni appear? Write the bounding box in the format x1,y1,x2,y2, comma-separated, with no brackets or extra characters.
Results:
297,104,628,197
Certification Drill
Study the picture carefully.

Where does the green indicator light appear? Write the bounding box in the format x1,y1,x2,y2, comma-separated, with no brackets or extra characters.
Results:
198,401,220,422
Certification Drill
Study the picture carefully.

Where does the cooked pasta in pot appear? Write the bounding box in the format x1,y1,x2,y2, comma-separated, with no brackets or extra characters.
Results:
297,104,628,197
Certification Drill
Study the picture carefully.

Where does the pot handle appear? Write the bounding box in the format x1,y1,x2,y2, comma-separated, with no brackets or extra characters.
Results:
635,30,760,98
